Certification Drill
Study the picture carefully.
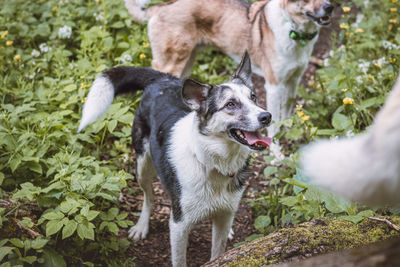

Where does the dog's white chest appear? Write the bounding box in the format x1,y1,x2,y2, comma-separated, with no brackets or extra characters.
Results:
180,170,244,219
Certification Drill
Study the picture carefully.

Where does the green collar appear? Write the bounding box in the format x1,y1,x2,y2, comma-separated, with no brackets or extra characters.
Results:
289,30,318,47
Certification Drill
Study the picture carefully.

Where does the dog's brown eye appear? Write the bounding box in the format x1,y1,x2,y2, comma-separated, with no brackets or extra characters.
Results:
251,94,257,102
225,102,235,109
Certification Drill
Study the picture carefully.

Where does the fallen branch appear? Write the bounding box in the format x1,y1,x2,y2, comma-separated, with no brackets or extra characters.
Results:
12,218,43,239
367,217,400,233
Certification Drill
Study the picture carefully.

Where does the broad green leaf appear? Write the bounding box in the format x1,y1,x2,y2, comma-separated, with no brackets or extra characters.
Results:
106,222,119,235
64,84,77,92
9,156,22,172
339,215,364,224
280,196,300,206
9,238,24,248
263,166,278,178
77,223,95,240
46,220,64,236
31,238,49,249
42,248,67,267
21,255,37,264
42,211,64,221
86,210,100,221
62,220,77,239
107,120,118,133
254,215,271,233
332,113,352,131
0,247,14,262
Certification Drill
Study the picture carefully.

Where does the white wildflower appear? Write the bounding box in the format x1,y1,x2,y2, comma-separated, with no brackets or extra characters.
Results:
31,49,40,57
39,43,49,53
382,40,400,50
94,12,104,21
358,59,370,74
120,54,132,64
323,58,330,67
58,25,72,39
352,13,364,28
356,76,363,84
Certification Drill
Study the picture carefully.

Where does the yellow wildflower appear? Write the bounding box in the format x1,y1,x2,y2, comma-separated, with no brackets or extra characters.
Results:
341,88,348,92
374,62,381,68
297,111,305,118
296,104,303,111
367,74,374,80
139,53,146,59
142,42,150,48
80,83,86,89
393,0,397,3
301,115,310,123
340,23,349,30
343,97,354,105
14,54,21,61
355,28,364,33
390,58,397,64
390,7,398,12
389,19,398,24
342,6,351,13
81,97,86,103
6,40,13,46
1,31,8,38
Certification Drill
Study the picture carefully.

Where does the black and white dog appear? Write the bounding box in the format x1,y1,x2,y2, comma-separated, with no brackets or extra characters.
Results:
78,53,272,266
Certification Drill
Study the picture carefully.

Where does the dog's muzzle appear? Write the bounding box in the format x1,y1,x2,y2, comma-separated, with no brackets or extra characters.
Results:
306,2,334,26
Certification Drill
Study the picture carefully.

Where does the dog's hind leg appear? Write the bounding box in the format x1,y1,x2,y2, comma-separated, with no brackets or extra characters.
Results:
210,212,234,260
128,139,157,241
148,17,197,77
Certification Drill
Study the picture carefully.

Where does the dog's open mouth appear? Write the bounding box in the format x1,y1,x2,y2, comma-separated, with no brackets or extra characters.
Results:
306,12,331,26
230,129,272,151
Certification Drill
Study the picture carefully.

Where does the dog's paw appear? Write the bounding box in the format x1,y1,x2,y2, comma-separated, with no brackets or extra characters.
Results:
128,222,149,241
228,228,234,240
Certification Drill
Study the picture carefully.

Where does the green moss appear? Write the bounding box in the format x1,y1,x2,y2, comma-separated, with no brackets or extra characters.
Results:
218,217,400,267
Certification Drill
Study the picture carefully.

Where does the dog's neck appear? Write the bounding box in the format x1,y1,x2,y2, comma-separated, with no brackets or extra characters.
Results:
174,112,251,177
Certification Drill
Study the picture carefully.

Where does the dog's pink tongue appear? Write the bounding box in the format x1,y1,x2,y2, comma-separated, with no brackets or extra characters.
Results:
243,131,272,147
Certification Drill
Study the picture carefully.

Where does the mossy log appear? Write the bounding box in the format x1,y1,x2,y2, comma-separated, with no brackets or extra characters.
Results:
203,217,400,267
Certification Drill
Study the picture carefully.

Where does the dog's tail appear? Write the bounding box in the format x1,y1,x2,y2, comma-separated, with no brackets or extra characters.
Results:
124,0,151,23
301,76,400,206
78,66,166,132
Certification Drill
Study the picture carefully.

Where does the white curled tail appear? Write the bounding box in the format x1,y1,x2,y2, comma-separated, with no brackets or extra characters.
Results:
78,75,114,132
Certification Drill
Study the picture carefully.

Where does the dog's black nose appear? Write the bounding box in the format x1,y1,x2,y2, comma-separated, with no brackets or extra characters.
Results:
258,112,271,126
323,2,334,14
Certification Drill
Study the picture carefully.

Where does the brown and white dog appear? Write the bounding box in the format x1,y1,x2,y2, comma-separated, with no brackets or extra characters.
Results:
301,75,400,206
125,0,334,156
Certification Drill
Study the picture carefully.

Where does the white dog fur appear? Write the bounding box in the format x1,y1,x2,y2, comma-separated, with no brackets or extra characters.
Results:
301,75,400,206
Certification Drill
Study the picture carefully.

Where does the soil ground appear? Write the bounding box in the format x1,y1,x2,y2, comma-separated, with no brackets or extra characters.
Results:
121,7,342,267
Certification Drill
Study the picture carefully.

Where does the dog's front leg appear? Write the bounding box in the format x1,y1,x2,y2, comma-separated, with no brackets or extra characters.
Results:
211,212,234,260
169,217,191,267
265,82,286,159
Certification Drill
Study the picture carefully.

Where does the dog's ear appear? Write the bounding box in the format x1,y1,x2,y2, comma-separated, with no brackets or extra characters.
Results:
182,79,211,111
231,51,253,89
